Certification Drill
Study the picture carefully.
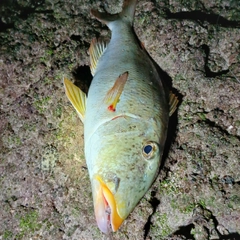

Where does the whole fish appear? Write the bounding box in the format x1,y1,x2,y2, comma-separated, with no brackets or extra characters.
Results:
64,0,178,234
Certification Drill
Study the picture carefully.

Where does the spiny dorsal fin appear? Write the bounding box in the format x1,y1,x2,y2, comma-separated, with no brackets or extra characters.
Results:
104,72,129,112
89,38,108,76
63,77,86,123
169,91,179,116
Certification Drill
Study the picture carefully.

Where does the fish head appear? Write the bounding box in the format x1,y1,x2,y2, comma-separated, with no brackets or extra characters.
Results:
85,117,167,233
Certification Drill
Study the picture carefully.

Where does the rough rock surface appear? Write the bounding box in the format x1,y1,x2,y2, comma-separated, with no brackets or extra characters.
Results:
0,0,239,239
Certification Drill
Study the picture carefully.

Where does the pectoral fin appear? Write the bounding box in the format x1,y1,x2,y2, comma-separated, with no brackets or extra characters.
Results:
63,77,86,123
89,38,108,76
104,72,129,112
169,91,179,116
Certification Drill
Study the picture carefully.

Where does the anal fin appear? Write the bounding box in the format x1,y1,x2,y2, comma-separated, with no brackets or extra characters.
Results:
169,91,179,116
63,77,86,123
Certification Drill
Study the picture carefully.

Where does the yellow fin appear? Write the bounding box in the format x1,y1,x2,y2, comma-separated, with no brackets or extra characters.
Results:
89,38,108,76
169,91,179,116
63,77,86,123
105,72,129,112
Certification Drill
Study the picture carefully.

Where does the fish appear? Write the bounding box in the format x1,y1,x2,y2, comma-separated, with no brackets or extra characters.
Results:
63,0,178,234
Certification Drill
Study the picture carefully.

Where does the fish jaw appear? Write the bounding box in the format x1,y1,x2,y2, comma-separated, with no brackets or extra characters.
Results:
92,175,124,233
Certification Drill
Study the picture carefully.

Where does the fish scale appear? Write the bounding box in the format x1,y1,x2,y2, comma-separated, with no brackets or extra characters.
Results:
63,0,178,234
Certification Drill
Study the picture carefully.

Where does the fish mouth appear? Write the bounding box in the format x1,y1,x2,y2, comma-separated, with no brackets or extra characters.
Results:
92,175,123,233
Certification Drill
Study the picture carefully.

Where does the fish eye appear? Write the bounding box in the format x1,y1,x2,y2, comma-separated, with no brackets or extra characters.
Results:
144,145,152,154
142,141,158,160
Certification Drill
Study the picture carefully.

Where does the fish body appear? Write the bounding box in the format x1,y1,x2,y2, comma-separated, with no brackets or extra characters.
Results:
64,0,178,234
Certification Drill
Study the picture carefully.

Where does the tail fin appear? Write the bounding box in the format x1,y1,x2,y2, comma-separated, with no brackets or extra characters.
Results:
120,0,137,24
91,0,137,28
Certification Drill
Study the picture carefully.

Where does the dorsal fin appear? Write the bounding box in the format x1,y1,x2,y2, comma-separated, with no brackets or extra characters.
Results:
169,91,179,116
63,77,86,123
89,38,108,76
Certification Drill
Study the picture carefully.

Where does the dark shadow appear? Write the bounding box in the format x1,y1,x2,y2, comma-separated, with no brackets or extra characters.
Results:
161,103,180,170
219,232,240,240
157,66,183,170
72,65,93,95
143,191,160,239
201,44,229,78
164,9,240,28
0,21,14,32
173,223,195,239
70,35,83,42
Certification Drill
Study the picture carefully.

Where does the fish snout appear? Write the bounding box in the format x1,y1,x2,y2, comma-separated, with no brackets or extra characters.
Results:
92,175,123,233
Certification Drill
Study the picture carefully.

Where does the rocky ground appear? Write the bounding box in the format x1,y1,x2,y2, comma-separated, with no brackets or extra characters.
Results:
0,0,239,239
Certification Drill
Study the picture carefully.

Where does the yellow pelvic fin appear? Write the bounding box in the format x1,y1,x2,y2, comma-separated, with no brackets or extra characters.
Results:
89,38,108,76
63,77,86,123
169,91,179,116
104,72,129,112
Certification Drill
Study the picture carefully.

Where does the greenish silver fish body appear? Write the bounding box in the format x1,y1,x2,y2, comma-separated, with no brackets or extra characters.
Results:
85,0,169,233
64,0,177,234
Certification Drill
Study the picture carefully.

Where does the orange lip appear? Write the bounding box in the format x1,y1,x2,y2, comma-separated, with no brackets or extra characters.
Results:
92,175,123,233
